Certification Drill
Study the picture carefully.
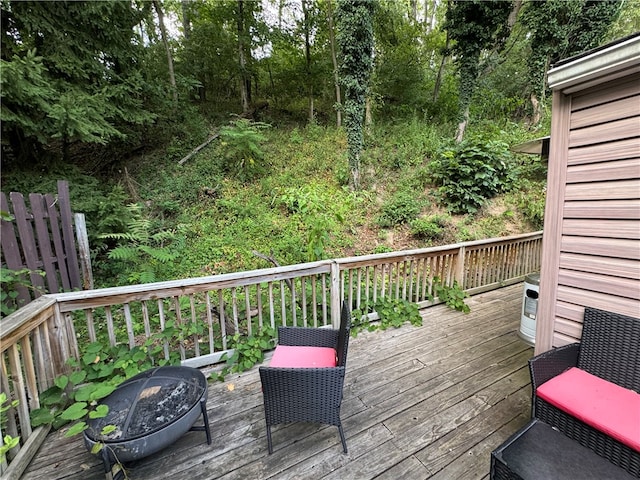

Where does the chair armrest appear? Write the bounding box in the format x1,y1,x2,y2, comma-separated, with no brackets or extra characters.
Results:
277,326,339,348
528,343,580,392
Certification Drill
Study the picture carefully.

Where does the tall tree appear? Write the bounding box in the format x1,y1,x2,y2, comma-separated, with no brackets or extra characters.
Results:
1,0,154,164
153,0,178,106
444,0,512,142
336,0,375,190
237,0,252,113
522,0,622,125
326,0,343,126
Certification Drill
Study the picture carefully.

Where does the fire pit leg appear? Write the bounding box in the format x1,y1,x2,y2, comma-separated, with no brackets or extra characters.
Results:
189,396,212,445
100,447,125,480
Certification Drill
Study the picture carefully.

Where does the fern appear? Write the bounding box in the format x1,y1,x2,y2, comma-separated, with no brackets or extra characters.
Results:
99,203,182,285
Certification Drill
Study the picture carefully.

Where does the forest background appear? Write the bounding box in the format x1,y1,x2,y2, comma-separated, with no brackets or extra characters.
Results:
1,0,639,290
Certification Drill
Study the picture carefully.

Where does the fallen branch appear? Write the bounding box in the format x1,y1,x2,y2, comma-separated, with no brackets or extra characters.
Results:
178,131,219,165
252,250,294,292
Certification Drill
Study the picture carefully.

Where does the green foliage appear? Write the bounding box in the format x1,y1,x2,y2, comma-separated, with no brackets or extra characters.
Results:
433,278,470,313
336,0,375,189
276,182,348,261
218,119,271,181
444,0,512,133
0,393,20,462
1,1,156,164
522,0,623,104
410,214,451,241
30,333,181,438
1,266,45,317
429,135,514,214
351,297,423,336
377,190,424,228
509,179,546,229
211,327,277,382
100,203,183,285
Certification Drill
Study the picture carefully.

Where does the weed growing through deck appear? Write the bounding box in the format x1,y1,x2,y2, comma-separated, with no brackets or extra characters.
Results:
210,327,277,382
351,298,423,336
433,278,471,313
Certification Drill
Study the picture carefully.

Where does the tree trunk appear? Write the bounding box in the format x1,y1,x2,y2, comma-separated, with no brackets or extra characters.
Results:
182,0,191,40
425,0,439,32
153,0,178,105
237,0,251,113
433,32,449,102
302,0,314,124
327,0,342,127
365,96,372,129
455,105,469,143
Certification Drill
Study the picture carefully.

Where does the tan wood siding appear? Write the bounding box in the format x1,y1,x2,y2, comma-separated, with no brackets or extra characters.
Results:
568,138,640,165
565,178,640,200
537,70,640,355
559,252,640,279
570,73,640,111
562,219,640,239
566,158,640,183
569,116,640,148
564,199,640,219
570,95,640,129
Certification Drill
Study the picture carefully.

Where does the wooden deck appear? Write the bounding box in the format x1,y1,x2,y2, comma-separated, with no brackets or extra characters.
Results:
21,283,533,480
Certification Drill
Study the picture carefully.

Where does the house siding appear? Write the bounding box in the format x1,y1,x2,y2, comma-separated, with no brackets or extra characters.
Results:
536,71,640,354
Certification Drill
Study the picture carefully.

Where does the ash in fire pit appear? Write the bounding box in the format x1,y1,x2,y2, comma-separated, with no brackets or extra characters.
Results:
84,366,211,479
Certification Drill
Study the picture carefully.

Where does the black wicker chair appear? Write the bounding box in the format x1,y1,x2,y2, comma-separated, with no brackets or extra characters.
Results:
528,306,640,477
259,302,352,454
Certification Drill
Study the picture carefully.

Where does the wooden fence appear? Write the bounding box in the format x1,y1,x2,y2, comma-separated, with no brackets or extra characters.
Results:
1,180,92,313
0,231,542,478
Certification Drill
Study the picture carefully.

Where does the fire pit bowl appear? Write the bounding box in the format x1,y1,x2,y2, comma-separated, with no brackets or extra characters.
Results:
84,366,210,475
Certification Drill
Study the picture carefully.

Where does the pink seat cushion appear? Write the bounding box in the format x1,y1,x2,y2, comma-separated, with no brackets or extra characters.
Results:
269,345,337,368
536,367,640,452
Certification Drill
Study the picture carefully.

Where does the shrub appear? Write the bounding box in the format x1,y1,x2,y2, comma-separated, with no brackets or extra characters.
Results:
410,214,450,240
429,136,515,214
219,119,271,181
377,190,423,227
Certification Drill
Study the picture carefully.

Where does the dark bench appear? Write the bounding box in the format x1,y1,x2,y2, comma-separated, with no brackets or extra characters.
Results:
491,306,640,479
529,307,639,476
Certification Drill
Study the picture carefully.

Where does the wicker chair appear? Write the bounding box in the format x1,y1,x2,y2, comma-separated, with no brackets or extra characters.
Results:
259,301,352,454
528,306,640,476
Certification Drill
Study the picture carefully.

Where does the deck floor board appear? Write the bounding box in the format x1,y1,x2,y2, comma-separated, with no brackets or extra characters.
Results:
21,284,533,480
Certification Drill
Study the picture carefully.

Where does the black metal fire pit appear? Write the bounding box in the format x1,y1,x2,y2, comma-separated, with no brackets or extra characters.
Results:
84,366,211,479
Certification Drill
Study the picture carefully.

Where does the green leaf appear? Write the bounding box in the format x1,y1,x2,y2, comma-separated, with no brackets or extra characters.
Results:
69,370,87,386
89,404,109,419
64,421,88,437
90,442,104,454
55,375,69,390
60,402,88,421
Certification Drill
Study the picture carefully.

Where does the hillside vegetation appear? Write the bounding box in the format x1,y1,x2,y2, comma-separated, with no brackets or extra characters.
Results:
2,119,546,287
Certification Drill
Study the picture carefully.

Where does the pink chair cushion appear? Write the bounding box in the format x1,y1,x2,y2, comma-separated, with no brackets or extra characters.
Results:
269,345,337,368
536,367,640,452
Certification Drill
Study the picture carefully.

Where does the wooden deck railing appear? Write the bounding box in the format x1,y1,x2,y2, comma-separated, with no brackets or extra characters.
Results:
0,231,542,477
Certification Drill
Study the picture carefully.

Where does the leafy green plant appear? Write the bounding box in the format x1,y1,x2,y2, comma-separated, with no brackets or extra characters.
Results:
0,393,20,463
100,203,183,285
410,214,451,240
433,278,470,313
1,266,45,317
429,136,515,214
276,183,346,261
211,327,277,382
377,190,423,227
219,119,271,180
351,297,423,336
30,328,182,435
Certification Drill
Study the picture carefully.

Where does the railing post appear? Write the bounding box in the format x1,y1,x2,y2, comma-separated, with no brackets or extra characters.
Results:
455,245,466,288
330,261,341,328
